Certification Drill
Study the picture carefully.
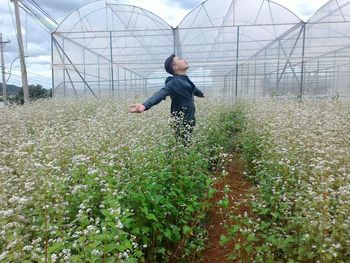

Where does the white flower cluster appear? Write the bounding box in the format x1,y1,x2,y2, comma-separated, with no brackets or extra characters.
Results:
244,99,350,259
0,98,221,261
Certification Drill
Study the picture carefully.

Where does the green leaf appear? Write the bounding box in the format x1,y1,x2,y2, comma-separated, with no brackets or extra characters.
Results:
245,244,254,253
140,206,148,215
164,228,172,240
234,244,241,251
70,256,82,263
228,253,238,260
229,224,240,235
146,213,158,222
183,225,192,235
247,233,258,242
157,247,166,255
117,240,132,251
271,212,279,219
104,243,117,253
47,242,64,254
219,234,230,245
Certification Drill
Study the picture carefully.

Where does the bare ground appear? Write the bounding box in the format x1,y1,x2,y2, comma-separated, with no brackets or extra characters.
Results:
194,155,253,263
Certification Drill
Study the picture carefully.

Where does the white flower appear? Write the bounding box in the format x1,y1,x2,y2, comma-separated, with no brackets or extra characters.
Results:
116,220,123,229
91,249,103,256
51,253,58,262
23,245,33,252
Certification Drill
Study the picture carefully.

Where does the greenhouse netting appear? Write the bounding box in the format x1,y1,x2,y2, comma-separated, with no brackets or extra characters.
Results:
52,0,350,99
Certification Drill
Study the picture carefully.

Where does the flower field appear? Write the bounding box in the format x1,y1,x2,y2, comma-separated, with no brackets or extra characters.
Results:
1,98,349,262
224,99,350,262
0,98,236,262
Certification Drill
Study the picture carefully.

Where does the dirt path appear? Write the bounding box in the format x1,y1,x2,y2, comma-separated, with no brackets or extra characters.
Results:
195,155,253,263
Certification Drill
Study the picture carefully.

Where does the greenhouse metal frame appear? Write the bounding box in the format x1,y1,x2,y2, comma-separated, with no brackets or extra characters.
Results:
51,0,350,99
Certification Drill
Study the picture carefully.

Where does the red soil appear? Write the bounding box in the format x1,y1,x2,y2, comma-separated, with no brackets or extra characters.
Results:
195,155,253,263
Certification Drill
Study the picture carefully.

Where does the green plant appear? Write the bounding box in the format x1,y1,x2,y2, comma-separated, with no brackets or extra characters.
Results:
222,100,350,262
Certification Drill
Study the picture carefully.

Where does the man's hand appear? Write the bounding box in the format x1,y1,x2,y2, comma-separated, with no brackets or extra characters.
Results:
128,103,146,113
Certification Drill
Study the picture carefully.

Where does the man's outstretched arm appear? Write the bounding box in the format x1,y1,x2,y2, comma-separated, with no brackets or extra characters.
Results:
128,87,171,113
194,86,205,97
128,103,146,113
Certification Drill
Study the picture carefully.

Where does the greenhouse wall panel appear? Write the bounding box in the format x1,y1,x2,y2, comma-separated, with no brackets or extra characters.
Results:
52,0,350,99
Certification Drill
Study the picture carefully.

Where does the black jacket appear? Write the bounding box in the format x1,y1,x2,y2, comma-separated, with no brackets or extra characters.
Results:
143,75,204,123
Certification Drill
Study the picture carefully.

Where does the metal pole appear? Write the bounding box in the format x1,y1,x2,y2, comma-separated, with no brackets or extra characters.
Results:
173,26,182,57
98,55,101,98
300,22,306,101
276,41,281,93
63,38,66,97
253,61,257,100
83,48,86,97
12,0,29,103
263,50,267,96
325,69,328,95
172,27,176,54
52,38,78,97
1,33,10,106
224,75,227,97
246,63,250,95
335,62,340,96
52,37,97,98
124,68,126,99
117,66,119,96
109,31,114,98
51,34,54,97
332,56,336,96
235,26,240,98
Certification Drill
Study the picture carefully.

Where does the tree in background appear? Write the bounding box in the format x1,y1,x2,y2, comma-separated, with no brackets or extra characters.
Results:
11,84,52,104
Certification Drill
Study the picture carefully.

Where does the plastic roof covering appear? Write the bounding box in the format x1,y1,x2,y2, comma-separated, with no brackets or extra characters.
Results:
52,0,350,98
303,0,350,97
54,0,174,78
54,0,302,79
308,0,350,23
178,0,302,76
305,0,350,61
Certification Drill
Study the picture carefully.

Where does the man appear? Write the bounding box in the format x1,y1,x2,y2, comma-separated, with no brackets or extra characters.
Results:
128,54,205,145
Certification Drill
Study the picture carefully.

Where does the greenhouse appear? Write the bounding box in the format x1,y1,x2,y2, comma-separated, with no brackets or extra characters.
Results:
51,0,350,99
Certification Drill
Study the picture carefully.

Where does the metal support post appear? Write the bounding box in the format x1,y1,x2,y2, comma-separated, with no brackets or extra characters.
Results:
83,49,87,97
109,31,114,98
276,41,281,93
235,26,240,98
172,27,182,57
12,0,29,103
63,38,66,97
299,22,306,101
52,37,97,98
98,55,101,97
0,33,10,106
253,61,257,100
51,34,54,97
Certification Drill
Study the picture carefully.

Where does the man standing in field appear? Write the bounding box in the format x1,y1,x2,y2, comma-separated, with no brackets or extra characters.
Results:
128,54,205,145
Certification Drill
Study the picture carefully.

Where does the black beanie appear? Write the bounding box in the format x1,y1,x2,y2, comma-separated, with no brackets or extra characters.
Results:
164,54,175,75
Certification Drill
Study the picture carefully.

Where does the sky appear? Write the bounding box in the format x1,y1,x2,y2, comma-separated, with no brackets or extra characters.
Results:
0,0,330,89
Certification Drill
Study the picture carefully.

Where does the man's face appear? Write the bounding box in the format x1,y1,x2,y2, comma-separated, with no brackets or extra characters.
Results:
173,56,189,72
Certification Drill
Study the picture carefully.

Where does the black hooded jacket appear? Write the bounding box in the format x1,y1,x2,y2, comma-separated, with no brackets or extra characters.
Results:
143,75,204,124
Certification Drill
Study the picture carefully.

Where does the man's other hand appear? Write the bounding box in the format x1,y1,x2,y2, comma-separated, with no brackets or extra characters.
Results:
128,103,146,113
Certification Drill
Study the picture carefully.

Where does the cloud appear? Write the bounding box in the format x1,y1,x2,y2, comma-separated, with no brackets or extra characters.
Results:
0,0,52,86
35,0,203,23
122,0,193,26
36,0,87,20
175,0,203,10
274,0,329,20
